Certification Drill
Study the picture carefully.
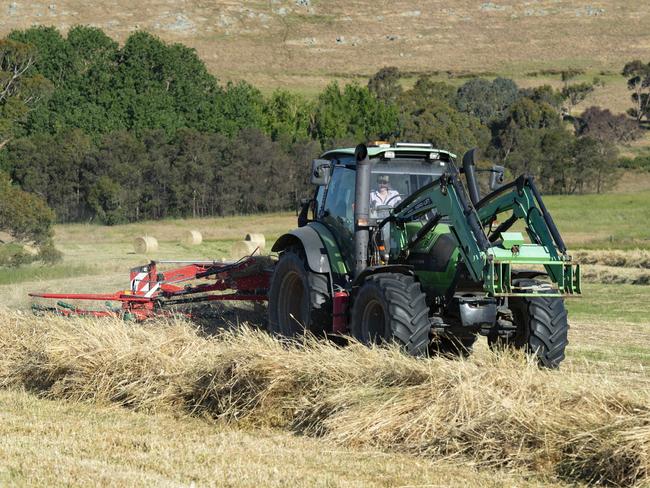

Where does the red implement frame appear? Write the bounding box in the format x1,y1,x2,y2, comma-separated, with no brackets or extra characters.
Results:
30,256,273,320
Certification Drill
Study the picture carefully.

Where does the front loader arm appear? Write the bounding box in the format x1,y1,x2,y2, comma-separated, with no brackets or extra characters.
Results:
475,175,569,284
391,172,490,282
387,172,580,297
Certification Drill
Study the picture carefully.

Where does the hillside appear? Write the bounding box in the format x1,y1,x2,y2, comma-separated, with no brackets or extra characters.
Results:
2,0,650,107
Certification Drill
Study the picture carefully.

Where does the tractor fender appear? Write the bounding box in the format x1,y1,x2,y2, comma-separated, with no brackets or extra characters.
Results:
271,226,331,274
352,265,414,288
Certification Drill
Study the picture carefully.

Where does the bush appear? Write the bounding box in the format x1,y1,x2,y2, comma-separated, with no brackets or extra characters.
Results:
618,155,650,172
0,171,55,243
0,243,38,267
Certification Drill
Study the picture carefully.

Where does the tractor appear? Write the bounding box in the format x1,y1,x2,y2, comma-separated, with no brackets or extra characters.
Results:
267,142,580,368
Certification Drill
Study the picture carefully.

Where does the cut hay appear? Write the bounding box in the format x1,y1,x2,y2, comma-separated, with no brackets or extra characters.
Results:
245,233,266,251
0,310,648,486
232,240,261,258
575,250,650,269
581,264,650,285
133,236,158,254
182,230,203,246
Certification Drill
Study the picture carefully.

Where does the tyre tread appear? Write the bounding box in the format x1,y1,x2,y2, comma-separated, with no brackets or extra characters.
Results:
352,273,431,356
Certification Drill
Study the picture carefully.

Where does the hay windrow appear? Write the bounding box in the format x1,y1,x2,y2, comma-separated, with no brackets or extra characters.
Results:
0,309,648,486
575,250,650,270
575,250,650,285
580,264,650,285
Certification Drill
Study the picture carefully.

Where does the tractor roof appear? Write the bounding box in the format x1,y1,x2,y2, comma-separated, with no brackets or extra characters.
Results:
321,142,457,162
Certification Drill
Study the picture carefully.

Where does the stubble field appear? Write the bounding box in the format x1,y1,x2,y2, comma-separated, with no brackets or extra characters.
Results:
1,186,649,486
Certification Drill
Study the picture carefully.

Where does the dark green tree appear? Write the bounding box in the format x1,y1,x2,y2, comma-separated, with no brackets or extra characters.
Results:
399,78,489,154
216,81,266,136
0,39,53,146
312,82,398,147
456,77,520,125
5,130,92,221
8,26,75,85
492,97,564,187
519,85,565,111
404,77,457,107
32,26,123,136
570,137,619,194
0,170,55,243
368,66,403,104
82,131,146,222
263,89,313,144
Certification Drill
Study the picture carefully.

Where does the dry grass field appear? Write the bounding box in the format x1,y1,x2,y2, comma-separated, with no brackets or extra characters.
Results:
2,2,650,484
0,188,649,486
4,390,535,487
0,312,648,487
0,0,649,112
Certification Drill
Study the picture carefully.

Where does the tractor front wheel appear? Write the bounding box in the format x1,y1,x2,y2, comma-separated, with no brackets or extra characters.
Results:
267,247,330,338
489,279,569,368
351,273,430,356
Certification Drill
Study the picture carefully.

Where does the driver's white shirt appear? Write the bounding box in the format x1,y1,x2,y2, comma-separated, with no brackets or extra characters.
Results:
370,189,401,207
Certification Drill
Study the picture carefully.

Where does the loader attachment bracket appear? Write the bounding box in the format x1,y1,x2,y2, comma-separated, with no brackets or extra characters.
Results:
485,260,581,296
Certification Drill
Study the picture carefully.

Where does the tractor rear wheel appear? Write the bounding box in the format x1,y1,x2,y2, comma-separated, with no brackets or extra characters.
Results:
489,279,569,368
351,273,430,356
267,247,330,338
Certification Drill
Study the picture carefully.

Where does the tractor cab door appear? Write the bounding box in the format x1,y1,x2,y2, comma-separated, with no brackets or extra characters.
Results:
318,165,356,270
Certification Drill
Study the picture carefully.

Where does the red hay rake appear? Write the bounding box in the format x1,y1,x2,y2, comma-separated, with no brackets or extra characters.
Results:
30,255,273,321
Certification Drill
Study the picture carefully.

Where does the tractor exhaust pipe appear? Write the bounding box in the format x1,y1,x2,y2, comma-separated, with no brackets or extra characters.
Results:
354,143,371,278
462,148,481,206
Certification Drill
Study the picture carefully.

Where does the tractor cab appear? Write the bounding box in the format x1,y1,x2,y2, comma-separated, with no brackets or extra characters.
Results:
309,143,455,268
315,143,453,221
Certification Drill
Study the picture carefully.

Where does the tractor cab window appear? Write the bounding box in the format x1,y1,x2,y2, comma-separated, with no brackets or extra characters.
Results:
321,165,356,259
369,159,443,220
321,166,355,228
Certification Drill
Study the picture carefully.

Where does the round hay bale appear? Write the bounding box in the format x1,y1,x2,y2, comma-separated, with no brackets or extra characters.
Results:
133,236,159,254
231,240,261,258
245,233,266,250
182,230,203,246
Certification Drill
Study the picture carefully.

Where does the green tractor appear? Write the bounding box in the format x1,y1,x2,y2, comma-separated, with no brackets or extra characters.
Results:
267,142,580,368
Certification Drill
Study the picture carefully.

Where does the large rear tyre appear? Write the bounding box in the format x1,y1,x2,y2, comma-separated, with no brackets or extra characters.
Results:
267,247,330,337
351,273,430,356
489,279,569,368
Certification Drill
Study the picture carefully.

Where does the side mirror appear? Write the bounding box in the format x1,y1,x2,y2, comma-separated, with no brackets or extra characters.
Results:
310,159,331,186
490,165,505,191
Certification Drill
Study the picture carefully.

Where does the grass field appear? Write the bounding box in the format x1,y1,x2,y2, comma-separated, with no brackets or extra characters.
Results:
1,189,647,293
4,389,535,487
1,189,649,486
2,2,650,484
544,191,650,249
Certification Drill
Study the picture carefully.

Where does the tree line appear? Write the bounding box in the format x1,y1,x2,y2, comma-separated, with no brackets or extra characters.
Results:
0,26,646,228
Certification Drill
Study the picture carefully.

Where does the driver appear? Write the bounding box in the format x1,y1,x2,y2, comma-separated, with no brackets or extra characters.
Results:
370,175,401,208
